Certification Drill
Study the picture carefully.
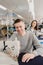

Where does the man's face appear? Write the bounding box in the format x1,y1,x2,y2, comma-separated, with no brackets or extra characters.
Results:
14,21,25,35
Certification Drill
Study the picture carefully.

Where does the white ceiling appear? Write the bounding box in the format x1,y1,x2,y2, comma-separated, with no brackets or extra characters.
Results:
34,0,43,21
0,0,33,23
0,0,43,23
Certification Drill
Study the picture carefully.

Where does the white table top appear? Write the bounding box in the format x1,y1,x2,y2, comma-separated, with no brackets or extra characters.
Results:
0,52,18,65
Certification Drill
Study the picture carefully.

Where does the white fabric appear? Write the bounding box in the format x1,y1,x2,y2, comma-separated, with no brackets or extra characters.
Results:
0,41,19,65
0,52,18,65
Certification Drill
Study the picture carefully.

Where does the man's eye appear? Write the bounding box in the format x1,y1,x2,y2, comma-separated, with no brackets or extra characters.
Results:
20,26,22,28
16,26,22,28
16,27,18,29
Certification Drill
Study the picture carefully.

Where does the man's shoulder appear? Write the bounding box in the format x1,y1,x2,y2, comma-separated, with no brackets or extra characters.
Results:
26,30,34,38
27,30,33,35
9,31,17,40
13,31,17,35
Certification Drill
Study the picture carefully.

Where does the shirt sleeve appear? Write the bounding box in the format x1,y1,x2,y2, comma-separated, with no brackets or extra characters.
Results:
32,33,43,56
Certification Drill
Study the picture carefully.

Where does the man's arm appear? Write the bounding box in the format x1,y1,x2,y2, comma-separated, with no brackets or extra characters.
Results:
22,33,43,63
32,34,43,56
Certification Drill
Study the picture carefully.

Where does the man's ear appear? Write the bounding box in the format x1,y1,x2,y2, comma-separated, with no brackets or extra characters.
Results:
23,22,25,28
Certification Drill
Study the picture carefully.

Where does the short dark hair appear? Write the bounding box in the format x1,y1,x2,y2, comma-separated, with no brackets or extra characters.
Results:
13,19,22,25
2,27,7,30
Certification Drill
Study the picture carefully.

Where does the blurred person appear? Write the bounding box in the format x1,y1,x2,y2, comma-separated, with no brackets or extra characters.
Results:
27,20,38,36
10,19,43,65
1,27,7,37
0,27,7,40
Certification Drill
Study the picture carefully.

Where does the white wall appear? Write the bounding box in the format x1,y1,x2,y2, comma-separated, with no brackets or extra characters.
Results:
34,0,43,21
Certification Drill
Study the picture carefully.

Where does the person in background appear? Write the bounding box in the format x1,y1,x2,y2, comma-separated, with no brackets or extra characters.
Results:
27,20,38,36
0,27,7,40
10,19,43,65
1,27,7,37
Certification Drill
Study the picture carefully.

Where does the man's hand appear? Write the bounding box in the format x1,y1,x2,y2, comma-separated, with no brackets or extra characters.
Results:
22,53,35,62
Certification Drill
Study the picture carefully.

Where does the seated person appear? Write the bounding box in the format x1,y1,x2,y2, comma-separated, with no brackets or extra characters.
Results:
1,27,7,37
27,20,38,37
0,27,7,40
9,19,43,65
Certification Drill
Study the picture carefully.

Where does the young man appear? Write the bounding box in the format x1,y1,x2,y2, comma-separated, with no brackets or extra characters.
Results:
10,19,43,65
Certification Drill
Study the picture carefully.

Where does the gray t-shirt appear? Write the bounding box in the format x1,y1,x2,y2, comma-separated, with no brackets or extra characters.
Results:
10,31,43,56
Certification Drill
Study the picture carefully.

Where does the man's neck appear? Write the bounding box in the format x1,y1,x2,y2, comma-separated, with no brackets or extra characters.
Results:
18,31,26,36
